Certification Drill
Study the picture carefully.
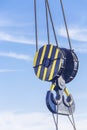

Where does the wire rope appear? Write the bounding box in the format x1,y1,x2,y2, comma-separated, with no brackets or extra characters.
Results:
67,102,77,130
59,0,72,50
52,114,58,130
34,0,38,52
46,0,59,47
45,0,50,44
68,115,77,130
71,113,77,130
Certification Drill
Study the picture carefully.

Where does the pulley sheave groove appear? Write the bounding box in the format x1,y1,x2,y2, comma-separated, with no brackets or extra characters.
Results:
61,49,79,83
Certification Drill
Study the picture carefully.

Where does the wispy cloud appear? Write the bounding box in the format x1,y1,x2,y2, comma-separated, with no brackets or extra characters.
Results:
72,43,87,53
0,32,35,45
0,52,33,61
0,69,24,73
0,69,18,73
74,92,87,100
0,112,86,130
58,26,87,42
0,13,34,27
1,25,87,54
57,26,87,53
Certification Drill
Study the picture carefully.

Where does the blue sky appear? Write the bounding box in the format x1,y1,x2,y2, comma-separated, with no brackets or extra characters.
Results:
0,0,87,130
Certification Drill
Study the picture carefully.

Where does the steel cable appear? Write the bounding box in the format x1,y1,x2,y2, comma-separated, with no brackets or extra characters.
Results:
59,0,72,50
34,0,38,52
45,0,50,45
46,0,59,47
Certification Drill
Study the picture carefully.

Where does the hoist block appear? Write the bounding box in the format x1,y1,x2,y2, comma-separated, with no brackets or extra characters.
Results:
33,44,79,83
33,44,64,81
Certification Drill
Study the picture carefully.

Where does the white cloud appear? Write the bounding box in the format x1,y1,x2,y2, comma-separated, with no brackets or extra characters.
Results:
74,92,87,100
0,14,34,27
73,43,87,53
0,52,33,61
57,26,87,53
0,69,21,73
0,26,87,54
0,32,35,45
58,26,87,42
0,112,53,130
0,111,86,130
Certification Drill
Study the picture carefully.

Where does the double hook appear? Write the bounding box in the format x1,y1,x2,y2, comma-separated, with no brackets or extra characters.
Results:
46,76,75,115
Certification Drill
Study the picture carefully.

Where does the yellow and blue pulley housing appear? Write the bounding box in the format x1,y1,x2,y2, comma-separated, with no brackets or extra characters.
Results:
33,44,64,82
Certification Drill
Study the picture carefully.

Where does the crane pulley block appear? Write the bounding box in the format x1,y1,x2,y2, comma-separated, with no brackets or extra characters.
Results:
33,0,79,129
33,44,79,83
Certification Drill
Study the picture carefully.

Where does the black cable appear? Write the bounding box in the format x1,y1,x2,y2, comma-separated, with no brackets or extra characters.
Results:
52,114,58,130
34,0,38,52
59,0,72,50
56,80,59,130
68,115,77,130
45,0,50,45
46,0,59,47
56,96,59,130
52,80,59,130
67,102,77,130
56,106,58,130
71,113,77,130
